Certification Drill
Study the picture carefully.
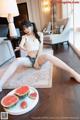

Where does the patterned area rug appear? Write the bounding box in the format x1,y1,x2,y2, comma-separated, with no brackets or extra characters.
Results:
0,49,53,89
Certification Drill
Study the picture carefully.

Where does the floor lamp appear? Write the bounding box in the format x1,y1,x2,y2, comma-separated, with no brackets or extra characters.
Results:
0,0,19,38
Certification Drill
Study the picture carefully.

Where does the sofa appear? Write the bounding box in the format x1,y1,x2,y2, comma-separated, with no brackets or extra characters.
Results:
0,40,53,89
0,39,15,66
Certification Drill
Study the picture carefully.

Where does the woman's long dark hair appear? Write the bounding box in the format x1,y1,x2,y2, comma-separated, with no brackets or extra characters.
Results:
21,20,41,43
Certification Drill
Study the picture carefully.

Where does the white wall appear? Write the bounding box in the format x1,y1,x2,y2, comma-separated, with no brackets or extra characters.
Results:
68,0,80,56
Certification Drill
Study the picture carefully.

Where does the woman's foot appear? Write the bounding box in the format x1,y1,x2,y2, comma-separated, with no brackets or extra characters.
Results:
71,73,80,83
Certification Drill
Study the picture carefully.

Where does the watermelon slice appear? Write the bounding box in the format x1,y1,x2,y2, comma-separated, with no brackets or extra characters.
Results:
1,95,19,108
29,92,37,100
20,101,27,109
15,85,30,98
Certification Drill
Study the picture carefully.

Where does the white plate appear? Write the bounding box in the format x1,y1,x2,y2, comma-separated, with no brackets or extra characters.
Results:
2,86,39,115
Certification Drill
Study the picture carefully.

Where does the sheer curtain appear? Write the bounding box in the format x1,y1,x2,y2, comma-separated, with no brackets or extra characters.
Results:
68,0,80,49
74,1,80,48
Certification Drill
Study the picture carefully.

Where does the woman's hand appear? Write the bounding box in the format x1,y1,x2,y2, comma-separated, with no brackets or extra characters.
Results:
34,61,40,69
19,45,27,51
15,46,26,51
14,47,20,52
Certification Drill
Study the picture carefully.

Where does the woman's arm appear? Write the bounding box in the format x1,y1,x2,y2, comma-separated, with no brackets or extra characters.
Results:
34,32,43,69
19,36,26,51
14,47,20,52
14,36,26,52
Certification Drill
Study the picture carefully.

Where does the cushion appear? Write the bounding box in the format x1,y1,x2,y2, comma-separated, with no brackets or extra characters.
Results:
0,24,8,37
0,48,53,89
0,40,15,66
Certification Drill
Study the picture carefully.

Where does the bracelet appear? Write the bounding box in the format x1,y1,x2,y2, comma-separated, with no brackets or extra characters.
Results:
9,22,13,23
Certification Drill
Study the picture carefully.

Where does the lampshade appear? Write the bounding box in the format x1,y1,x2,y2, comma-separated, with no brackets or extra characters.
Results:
0,0,19,17
0,0,19,37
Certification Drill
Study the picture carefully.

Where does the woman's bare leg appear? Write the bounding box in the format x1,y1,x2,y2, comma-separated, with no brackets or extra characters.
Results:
37,54,80,82
0,57,32,92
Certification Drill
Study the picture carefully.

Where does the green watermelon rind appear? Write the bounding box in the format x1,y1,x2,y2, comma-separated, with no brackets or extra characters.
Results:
1,95,19,109
5,102,18,109
29,95,36,100
16,92,29,99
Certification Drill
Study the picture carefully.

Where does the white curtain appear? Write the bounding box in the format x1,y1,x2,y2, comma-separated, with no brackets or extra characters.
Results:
68,0,80,49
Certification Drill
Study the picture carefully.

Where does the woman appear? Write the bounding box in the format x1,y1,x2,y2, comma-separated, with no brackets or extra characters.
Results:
0,20,80,92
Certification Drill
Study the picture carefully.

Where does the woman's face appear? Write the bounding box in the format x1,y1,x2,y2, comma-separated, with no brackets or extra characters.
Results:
23,26,33,35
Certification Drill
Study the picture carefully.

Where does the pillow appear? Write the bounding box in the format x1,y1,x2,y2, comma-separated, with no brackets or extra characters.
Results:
0,24,8,37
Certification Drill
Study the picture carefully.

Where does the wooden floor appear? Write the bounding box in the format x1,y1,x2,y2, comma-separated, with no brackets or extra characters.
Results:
1,44,80,120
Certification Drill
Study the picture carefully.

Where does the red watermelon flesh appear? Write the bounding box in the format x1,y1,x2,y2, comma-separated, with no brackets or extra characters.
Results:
15,85,30,97
20,101,27,109
1,95,19,108
29,92,37,99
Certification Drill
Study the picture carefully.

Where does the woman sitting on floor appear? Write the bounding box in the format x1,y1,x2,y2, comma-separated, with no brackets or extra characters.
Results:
0,20,80,92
